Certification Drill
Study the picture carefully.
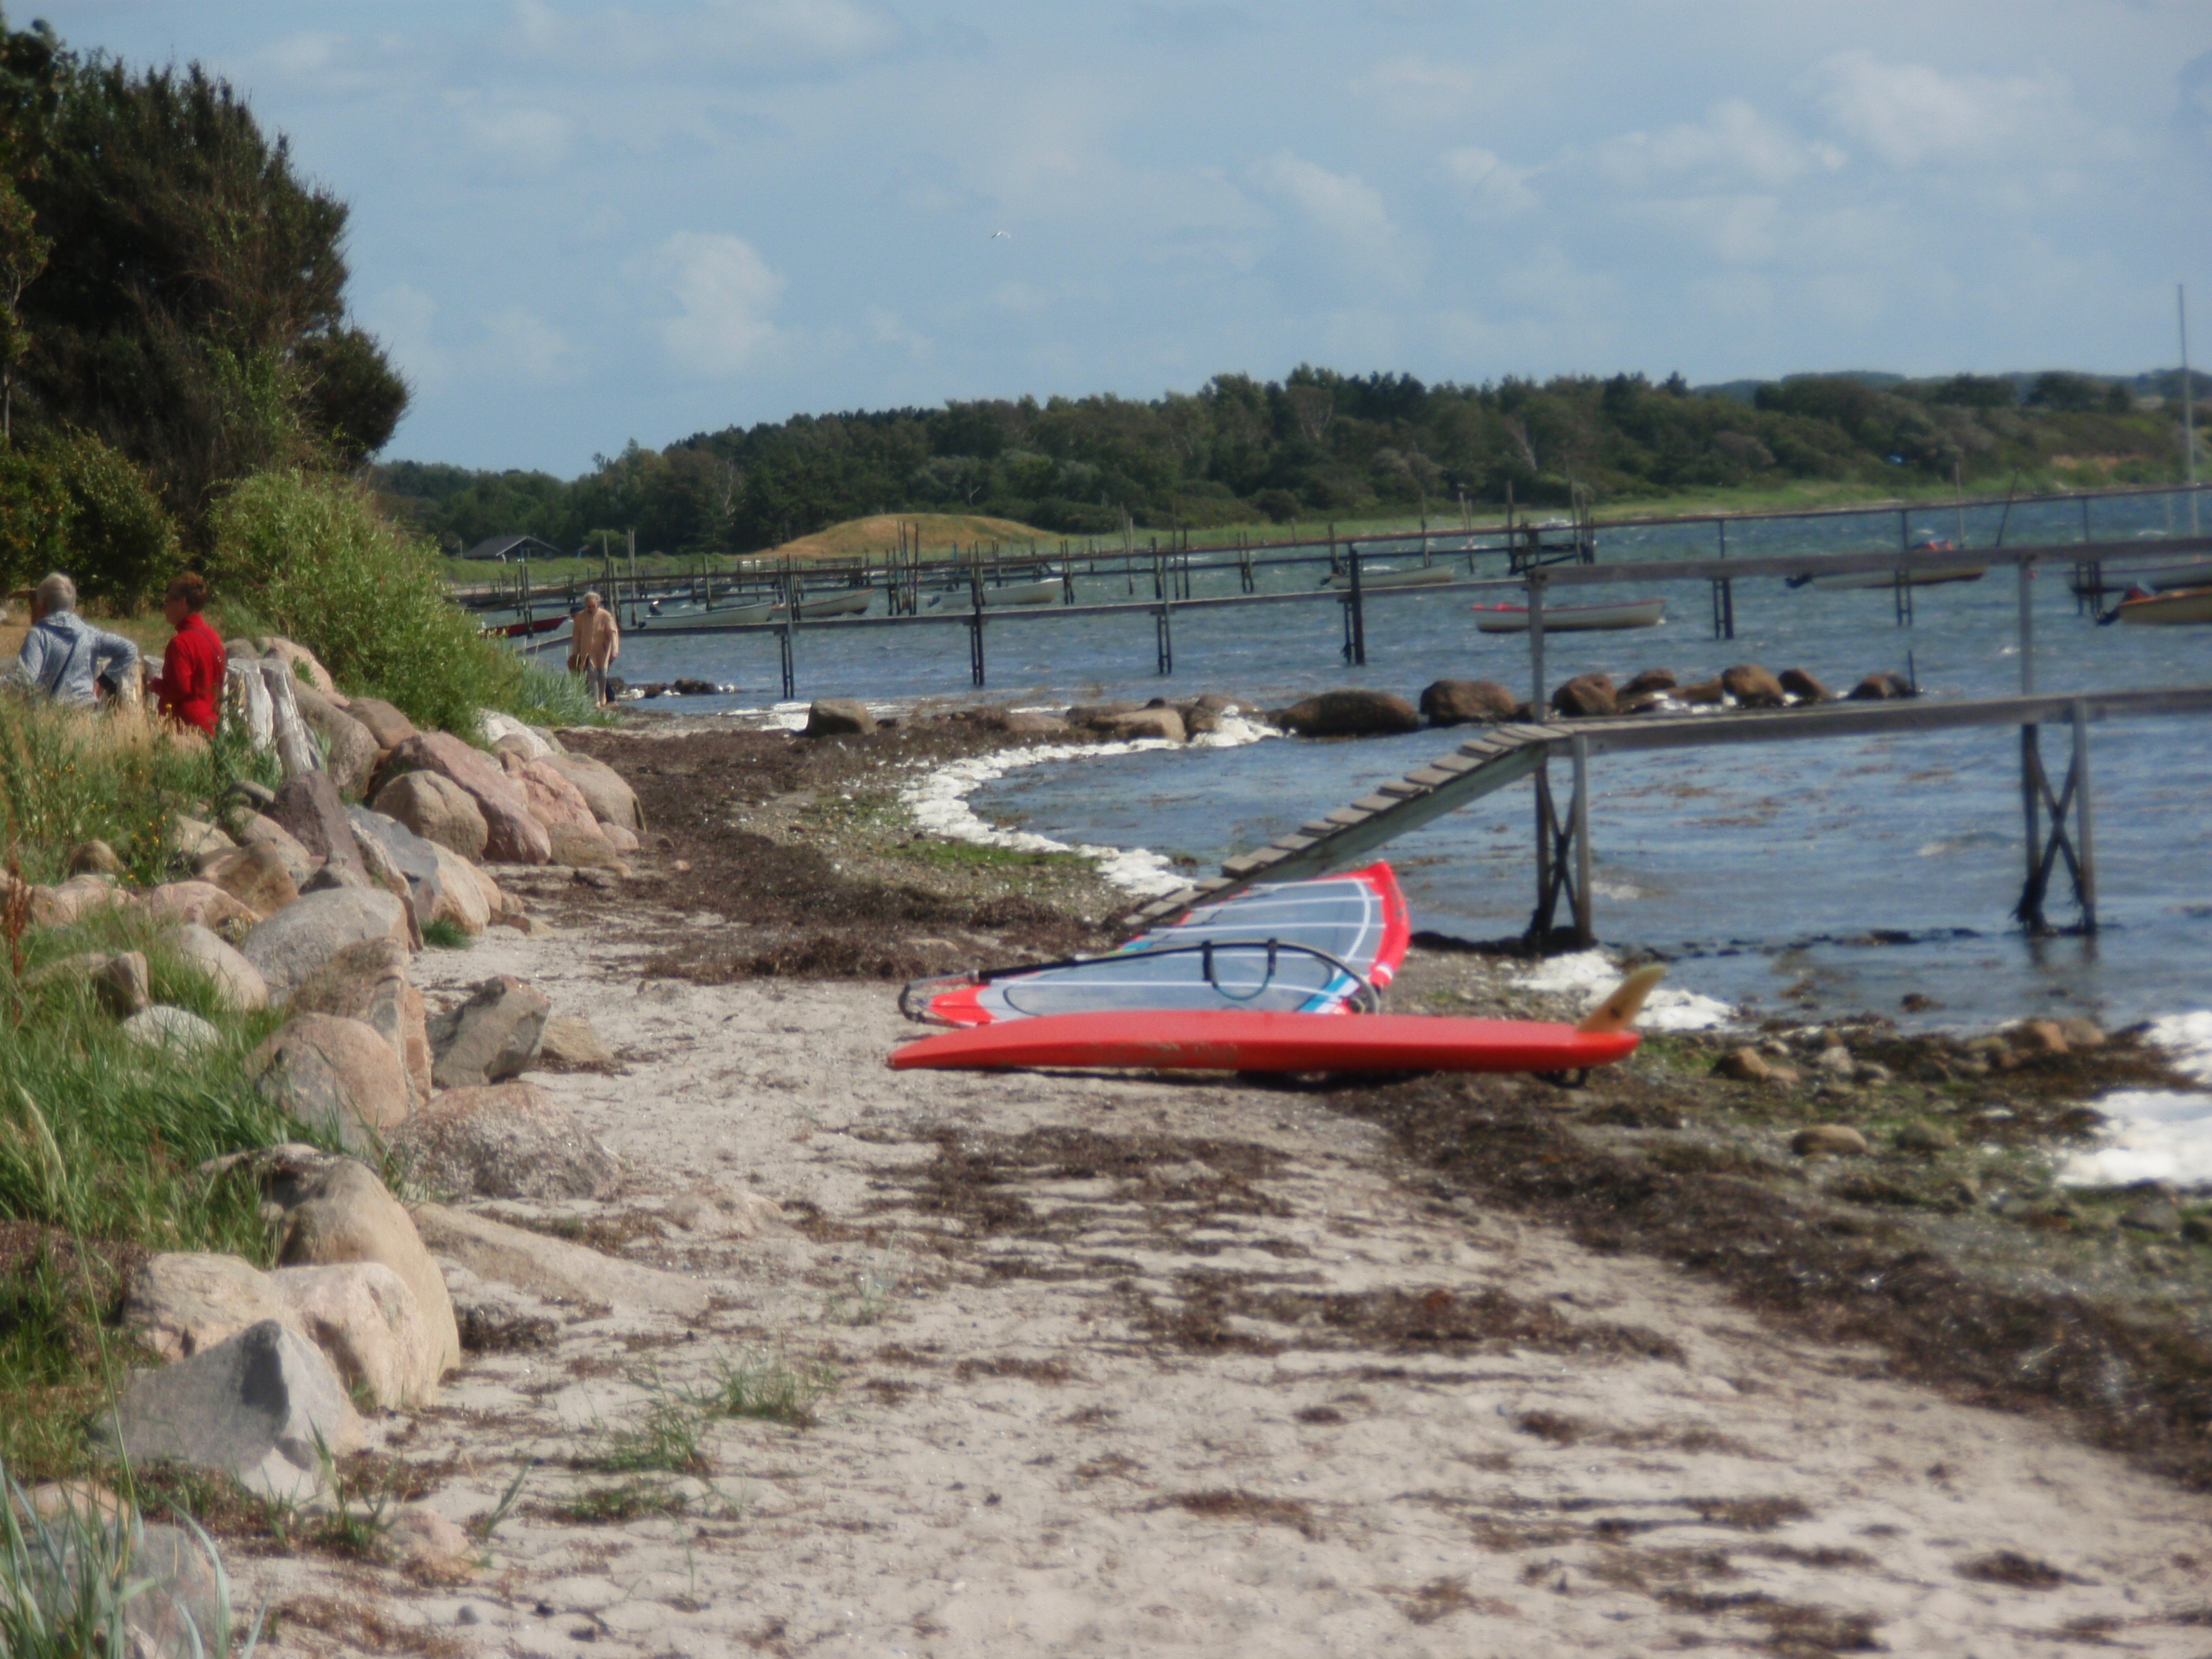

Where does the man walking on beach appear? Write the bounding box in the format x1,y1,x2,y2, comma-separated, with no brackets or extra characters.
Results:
11,571,140,706
569,590,619,706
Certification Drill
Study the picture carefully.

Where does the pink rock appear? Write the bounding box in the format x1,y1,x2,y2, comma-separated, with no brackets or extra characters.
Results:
501,754,599,837
382,733,550,865
145,880,261,930
600,821,640,853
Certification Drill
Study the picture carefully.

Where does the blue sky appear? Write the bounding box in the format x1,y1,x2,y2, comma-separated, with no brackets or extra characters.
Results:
37,1,2212,474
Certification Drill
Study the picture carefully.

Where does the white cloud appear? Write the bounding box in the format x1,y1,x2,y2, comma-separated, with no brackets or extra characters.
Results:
1601,100,1843,187
647,232,786,377
359,283,448,390
1811,52,2068,167
1622,194,1782,264
455,100,572,169
1252,152,1422,292
501,0,904,77
863,306,930,355
1438,146,1536,217
485,308,574,382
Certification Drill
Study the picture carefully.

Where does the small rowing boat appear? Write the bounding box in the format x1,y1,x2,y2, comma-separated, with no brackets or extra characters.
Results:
1788,537,1984,591
486,615,565,639
1319,565,1456,590
926,578,1061,609
1473,597,1666,632
2112,584,2212,626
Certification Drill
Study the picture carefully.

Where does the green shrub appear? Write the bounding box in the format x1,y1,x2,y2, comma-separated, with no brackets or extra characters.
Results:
206,469,600,735
0,434,177,611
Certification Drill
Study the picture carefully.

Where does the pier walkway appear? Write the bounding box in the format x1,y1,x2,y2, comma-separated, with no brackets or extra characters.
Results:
1122,684,2212,945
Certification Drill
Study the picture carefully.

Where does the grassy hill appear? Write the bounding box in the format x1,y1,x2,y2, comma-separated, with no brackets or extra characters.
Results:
774,513,1058,561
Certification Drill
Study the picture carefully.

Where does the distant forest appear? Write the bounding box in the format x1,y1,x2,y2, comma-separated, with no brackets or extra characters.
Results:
376,365,2208,558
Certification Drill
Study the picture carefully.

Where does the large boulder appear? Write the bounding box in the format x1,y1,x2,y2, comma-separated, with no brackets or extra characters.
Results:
1849,671,1916,701
344,697,416,752
291,684,380,799
411,1203,710,1317
253,636,335,695
266,1149,462,1375
1779,668,1833,703
371,770,489,862
26,949,148,1017
31,874,126,926
342,819,428,948
538,1013,613,1071
145,880,262,933
169,815,234,865
504,755,600,838
123,1006,222,1058
531,751,644,833
804,698,875,737
233,815,314,887
382,733,550,864
1620,668,1677,697
241,886,410,1003
290,939,432,1109
1269,689,1420,737
549,821,622,869
346,806,446,930
123,1252,295,1364
392,1081,621,1202
479,711,557,757
1677,679,1727,705
1551,673,1617,718
203,844,299,919
268,1262,441,1408
1095,708,1185,743
425,843,494,935
251,1014,411,1148
1419,679,1517,725
99,1320,362,1500
271,771,369,886
170,924,268,1011
1721,663,1786,708
428,976,549,1089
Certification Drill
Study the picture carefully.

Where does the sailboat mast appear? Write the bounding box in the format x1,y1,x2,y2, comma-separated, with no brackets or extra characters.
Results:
2184,282,2200,535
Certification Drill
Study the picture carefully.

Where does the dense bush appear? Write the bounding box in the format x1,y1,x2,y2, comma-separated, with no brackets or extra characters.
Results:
0,430,173,607
207,469,594,733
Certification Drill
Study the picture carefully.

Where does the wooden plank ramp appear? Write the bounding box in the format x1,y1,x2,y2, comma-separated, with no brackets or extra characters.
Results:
1122,684,2212,929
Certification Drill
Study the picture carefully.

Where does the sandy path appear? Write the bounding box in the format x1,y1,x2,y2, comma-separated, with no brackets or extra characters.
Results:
285,924,2212,1658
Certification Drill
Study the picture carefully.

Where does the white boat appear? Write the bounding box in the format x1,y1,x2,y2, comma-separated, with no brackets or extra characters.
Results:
2071,556,2212,596
1319,565,1456,590
1473,597,1666,632
2113,584,2212,626
717,590,872,624
926,579,1062,609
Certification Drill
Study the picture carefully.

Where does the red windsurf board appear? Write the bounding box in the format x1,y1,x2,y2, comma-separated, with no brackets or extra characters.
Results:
887,1008,1639,1074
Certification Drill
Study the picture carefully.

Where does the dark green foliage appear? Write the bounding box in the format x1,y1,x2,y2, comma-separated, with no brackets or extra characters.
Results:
0,430,176,605
377,363,2189,557
5,33,404,533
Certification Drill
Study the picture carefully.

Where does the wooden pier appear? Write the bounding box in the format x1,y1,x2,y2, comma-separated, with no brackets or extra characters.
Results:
1121,685,2212,947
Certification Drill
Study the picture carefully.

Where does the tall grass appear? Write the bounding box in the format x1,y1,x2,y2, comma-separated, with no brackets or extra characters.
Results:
0,1469,262,1658
207,470,606,733
0,701,274,888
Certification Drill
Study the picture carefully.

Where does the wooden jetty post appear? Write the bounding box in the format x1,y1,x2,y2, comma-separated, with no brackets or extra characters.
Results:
968,579,987,687
1711,518,1735,640
1340,541,1367,665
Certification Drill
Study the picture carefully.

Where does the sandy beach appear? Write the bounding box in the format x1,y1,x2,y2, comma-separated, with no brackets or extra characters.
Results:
213,719,2212,1656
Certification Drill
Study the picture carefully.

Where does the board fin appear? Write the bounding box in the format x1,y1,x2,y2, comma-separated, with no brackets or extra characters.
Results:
1577,965,1666,1035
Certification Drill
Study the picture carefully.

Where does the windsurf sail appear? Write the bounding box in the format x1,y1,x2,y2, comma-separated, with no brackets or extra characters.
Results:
902,862,1411,1027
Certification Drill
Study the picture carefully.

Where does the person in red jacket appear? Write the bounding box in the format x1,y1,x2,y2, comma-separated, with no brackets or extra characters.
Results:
148,571,226,736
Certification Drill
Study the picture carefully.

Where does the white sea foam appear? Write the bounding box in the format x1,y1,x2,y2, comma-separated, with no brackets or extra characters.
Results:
899,717,1276,897
2056,1014,2212,1187
1511,947,1737,1032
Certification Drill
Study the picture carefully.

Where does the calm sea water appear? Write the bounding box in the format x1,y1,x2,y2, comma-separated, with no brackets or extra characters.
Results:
595,490,2211,1032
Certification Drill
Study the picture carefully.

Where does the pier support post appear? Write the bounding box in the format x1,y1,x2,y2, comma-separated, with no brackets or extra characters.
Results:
1525,745,1591,951
2015,703,2097,936
1527,575,1547,710
1155,602,1174,676
968,595,987,687
1342,542,1367,665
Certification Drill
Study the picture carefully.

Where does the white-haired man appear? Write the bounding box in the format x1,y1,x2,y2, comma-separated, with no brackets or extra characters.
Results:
568,590,619,707
12,572,140,706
